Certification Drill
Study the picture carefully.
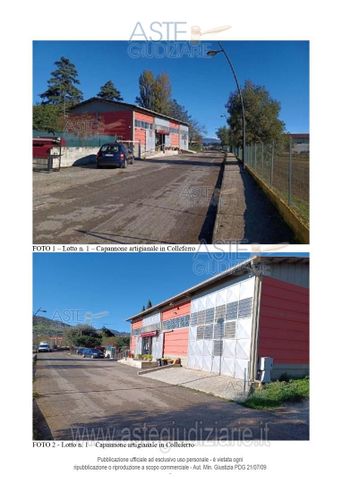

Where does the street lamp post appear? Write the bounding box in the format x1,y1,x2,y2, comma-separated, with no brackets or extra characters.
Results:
207,41,246,168
34,307,46,317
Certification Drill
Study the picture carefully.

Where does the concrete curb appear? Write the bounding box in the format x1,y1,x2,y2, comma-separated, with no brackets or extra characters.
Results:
213,154,309,243
212,153,236,242
138,363,182,375
245,165,309,243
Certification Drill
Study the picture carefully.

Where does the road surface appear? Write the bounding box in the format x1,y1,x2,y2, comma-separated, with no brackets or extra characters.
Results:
33,152,295,244
33,153,224,244
33,352,309,441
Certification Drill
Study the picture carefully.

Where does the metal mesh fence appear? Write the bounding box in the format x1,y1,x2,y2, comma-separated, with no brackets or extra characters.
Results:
33,130,117,147
243,137,309,224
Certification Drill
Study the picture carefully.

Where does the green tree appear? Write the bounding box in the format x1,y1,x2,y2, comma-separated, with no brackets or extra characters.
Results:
135,70,156,110
169,99,206,146
136,71,171,114
226,80,285,146
136,73,206,146
188,118,206,146
97,80,123,101
216,126,231,147
146,299,153,309
114,336,130,350
33,104,64,133
153,73,171,114
40,57,83,113
64,324,102,348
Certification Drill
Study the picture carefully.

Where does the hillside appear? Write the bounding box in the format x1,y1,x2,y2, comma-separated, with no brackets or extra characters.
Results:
33,315,71,336
32,316,130,337
106,329,130,337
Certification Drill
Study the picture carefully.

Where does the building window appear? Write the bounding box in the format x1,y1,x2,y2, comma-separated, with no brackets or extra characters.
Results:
215,305,226,322
204,324,213,339
141,322,160,332
190,312,198,326
238,297,253,318
196,310,206,326
197,325,205,340
214,319,224,339
162,314,190,331
226,301,238,320
224,321,236,339
134,120,153,130
213,340,223,356
205,307,215,325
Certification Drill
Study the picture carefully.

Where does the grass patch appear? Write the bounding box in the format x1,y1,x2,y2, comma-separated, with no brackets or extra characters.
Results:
243,377,309,409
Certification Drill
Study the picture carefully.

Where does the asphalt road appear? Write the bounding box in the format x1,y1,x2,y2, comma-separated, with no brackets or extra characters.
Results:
33,352,309,441
33,153,224,244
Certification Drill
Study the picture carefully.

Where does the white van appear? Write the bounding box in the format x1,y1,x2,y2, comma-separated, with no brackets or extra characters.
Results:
38,342,50,352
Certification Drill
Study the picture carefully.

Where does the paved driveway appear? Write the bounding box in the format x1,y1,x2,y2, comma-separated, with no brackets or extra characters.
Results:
34,352,309,441
33,153,223,244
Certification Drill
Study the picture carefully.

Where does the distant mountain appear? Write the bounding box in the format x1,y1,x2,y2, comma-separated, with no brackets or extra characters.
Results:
33,315,71,336
203,137,220,145
33,316,130,338
112,330,130,336
101,328,130,337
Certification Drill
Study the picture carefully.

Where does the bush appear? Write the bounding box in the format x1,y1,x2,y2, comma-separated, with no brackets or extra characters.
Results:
244,377,309,409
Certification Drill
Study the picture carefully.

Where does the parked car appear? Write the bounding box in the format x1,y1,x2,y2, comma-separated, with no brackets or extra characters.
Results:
94,346,105,353
82,348,105,359
96,143,134,169
38,342,51,352
75,347,86,355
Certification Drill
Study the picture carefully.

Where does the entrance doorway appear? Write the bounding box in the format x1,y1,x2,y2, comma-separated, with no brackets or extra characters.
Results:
156,133,165,151
142,336,152,355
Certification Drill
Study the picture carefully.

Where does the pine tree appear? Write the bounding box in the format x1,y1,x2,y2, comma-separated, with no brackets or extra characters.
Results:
40,57,83,114
97,80,123,101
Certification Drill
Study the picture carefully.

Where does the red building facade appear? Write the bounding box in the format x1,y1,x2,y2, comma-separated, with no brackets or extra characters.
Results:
128,257,309,381
67,98,189,156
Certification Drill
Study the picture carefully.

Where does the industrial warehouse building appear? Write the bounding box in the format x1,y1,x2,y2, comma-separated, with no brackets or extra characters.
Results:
128,256,309,382
67,97,189,156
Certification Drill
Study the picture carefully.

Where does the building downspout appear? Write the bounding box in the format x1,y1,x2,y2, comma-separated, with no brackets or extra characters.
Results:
132,110,135,143
250,271,263,383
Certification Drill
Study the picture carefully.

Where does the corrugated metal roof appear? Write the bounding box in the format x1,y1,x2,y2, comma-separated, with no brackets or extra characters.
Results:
127,256,308,321
69,97,189,126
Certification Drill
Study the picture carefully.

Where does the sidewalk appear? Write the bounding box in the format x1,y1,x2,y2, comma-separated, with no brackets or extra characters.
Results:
213,155,295,243
140,366,249,401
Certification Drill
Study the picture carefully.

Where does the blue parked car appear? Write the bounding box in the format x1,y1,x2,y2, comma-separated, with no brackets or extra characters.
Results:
75,347,87,355
82,348,105,359
96,142,134,169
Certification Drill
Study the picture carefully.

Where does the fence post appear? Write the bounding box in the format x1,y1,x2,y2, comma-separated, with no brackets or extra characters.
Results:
270,141,274,186
47,154,53,172
288,136,292,205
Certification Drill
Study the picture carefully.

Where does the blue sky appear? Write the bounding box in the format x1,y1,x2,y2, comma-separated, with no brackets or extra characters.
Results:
33,252,308,332
33,41,309,138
